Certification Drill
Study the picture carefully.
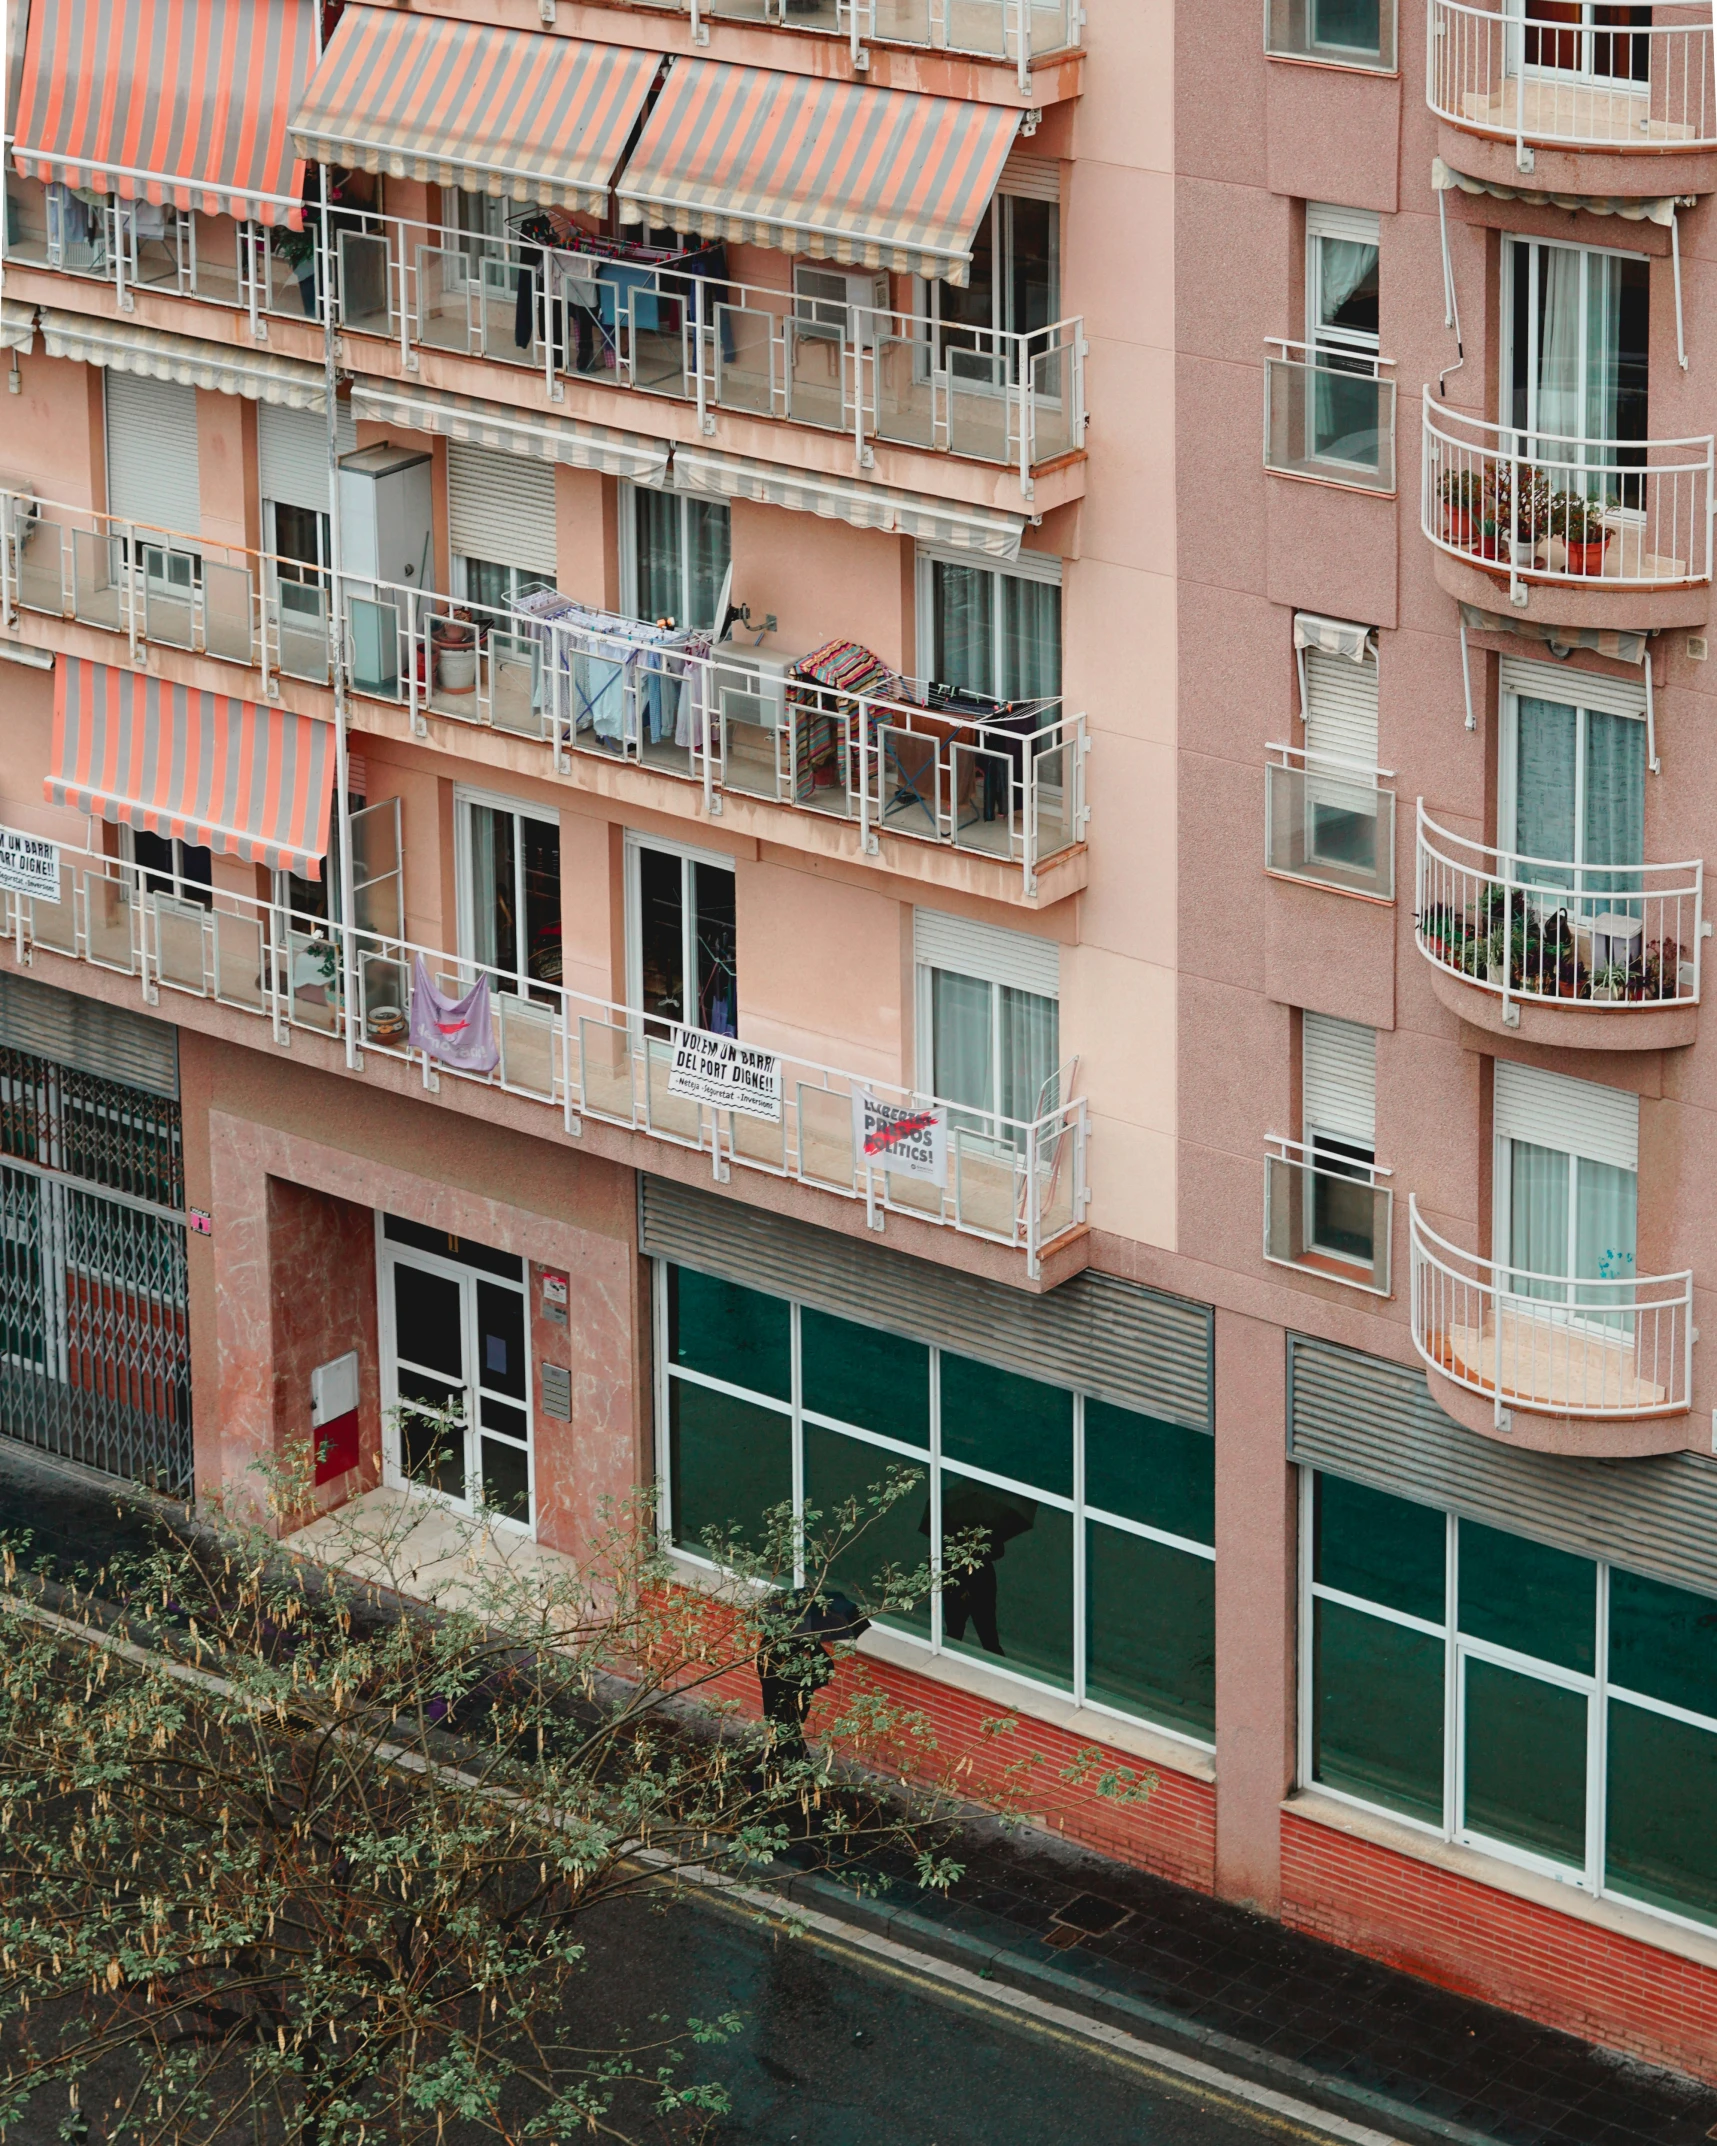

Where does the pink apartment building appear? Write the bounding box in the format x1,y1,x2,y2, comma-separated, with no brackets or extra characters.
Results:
3,0,1717,2085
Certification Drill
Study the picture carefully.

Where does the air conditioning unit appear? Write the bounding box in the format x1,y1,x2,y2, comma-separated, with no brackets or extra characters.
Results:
711,644,804,730
793,266,890,350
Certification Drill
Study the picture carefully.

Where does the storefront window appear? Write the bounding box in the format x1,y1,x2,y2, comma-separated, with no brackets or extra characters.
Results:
1305,1469,1717,1932
659,1259,1215,1744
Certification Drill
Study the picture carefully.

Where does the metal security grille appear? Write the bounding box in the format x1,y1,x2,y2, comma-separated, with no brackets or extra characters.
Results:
0,1047,190,1496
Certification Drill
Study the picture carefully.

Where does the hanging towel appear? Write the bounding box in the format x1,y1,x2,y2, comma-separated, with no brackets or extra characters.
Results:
409,955,500,1073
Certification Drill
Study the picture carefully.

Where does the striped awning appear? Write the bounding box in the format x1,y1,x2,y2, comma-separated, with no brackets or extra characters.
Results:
350,381,669,483
39,311,327,408
11,0,317,226
49,659,334,878
1431,156,1688,227
616,61,1019,285
1,302,34,354
667,448,1025,559
291,11,659,211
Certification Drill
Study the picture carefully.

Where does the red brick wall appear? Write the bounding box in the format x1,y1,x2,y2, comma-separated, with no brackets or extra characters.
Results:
1281,1811,1717,2085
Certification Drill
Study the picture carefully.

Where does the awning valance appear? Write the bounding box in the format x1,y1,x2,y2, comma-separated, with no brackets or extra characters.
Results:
616,61,1019,285
1293,612,1374,663
11,0,316,226
1458,602,1648,666
349,381,669,484
290,11,659,212
1431,156,1691,227
39,311,327,407
49,658,334,878
1,301,34,354
666,447,1026,558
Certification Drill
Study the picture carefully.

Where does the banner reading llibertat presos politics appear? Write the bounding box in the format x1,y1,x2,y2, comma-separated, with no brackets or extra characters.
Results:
853,1092,949,1188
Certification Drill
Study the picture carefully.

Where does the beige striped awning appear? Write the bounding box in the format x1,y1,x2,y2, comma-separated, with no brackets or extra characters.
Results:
666,448,1025,559
291,10,659,211
349,381,669,484
616,60,1019,285
1,301,34,354
39,310,326,407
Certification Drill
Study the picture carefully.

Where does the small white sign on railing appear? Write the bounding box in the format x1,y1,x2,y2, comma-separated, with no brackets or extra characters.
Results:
666,1028,782,1122
854,1092,949,1188
0,828,60,900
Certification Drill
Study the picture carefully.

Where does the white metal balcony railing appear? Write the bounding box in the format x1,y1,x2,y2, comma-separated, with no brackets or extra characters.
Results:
1427,0,1717,164
1,840,1087,1274
1415,803,1703,1017
1422,390,1715,596
1266,0,1398,72
1410,1198,1693,1423
647,0,1080,86
0,177,1086,486
0,489,1086,892
1264,340,1397,494
1264,1135,1394,1296
1265,743,1396,902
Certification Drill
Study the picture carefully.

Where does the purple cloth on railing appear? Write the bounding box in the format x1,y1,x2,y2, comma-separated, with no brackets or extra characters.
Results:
409,955,499,1073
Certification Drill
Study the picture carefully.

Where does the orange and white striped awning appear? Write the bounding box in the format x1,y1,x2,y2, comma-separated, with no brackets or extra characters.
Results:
11,0,317,226
290,9,660,212
49,661,334,879
616,61,1020,285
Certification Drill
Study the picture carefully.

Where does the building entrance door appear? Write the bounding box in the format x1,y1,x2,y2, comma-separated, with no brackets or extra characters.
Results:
378,1214,532,1526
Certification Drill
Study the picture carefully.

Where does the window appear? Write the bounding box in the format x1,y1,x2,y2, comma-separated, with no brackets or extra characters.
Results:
913,908,1060,1143
1494,1061,1638,1311
1521,3,1650,89
1302,1014,1378,1270
1504,237,1648,455
1305,203,1381,472
1300,621,1383,878
1500,664,1647,899
659,1260,1216,1743
1304,1470,1717,1932
447,443,557,613
1266,0,1395,69
619,484,730,633
917,548,1062,703
934,192,1060,362
125,830,211,910
627,835,737,1038
456,793,562,998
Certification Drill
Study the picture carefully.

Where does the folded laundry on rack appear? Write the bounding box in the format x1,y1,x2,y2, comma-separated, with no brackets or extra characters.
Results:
788,639,904,703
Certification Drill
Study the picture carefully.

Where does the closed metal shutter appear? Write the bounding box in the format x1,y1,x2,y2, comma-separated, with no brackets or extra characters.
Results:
1494,1060,1638,1170
1304,648,1379,767
0,971,178,1097
1303,1014,1375,1145
1500,654,1645,720
447,441,557,575
639,1174,1212,1429
1307,202,1380,247
912,908,1060,998
1288,1333,1717,1600
999,149,1061,203
105,371,200,541
258,400,356,518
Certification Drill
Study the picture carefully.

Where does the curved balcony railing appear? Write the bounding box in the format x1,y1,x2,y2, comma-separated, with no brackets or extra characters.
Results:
1415,803,1702,1015
1410,1198,1693,1421
1428,0,1717,160
1421,391,1714,595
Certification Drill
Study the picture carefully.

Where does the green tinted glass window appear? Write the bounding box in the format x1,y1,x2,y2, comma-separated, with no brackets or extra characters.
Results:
1458,1520,1595,1673
1463,1658,1587,1868
939,1352,1072,1496
1605,1698,1717,1927
801,1304,930,1448
668,1379,791,1559
1086,1523,1214,1737
802,1425,931,1635
666,1265,790,1400
1084,1401,1214,1545
1609,1569,1717,1721
1311,1598,1444,1823
939,1468,1072,1689
1314,1474,1445,1623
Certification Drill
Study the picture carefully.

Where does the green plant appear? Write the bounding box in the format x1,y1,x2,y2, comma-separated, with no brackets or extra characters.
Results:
1545,489,1607,544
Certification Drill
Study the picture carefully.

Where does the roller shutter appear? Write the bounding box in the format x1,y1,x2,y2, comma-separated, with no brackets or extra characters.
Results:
258,399,356,518
913,908,1060,997
1500,654,1645,720
0,971,177,1097
1303,1014,1375,1145
1494,1060,1638,1171
447,441,558,575
105,371,199,543
1304,647,1379,768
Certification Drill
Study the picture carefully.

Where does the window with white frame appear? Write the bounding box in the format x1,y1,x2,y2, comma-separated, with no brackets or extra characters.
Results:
619,482,730,633
1503,235,1648,456
455,790,562,999
1494,1060,1638,1308
1302,1013,1378,1271
913,908,1060,1143
1299,619,1381,875
1304,1467,1717,1934
626,833,737,1038
1500,658,1647,896
930,185,1060,384
916,546,1062,703
1305,202,1380,471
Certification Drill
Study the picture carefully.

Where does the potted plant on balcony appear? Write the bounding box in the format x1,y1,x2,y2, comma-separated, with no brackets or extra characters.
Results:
1440,468,1486,549
1509,469,1555,569
1644,937,1684,1001
1591,962,1629,1002
1540,490,1609,576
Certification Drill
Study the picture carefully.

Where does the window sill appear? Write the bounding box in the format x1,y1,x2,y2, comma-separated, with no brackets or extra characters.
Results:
1284,1786,1717,1975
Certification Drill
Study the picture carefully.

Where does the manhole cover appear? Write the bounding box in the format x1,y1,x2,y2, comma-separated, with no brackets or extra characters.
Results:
1050,1893,1131,1936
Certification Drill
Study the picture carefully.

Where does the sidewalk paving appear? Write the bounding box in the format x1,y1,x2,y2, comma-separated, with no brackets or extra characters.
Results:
2,1438,1713,2146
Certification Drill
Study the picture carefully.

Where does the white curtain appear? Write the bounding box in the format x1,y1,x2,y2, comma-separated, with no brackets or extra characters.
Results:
931,970,994,1118
931,973,1059,1144
1515,695,1578,879
998,985,1060,1127
1536,245,1585,446
1509,1139,1638,1311
999,576,1061,702
1582,708,1645,891
1583,250,1623,447
1510,1139,1570,1297
1317,240,1377,335
1573,1157,1638,1309
467,804,511,976
933,560,996,695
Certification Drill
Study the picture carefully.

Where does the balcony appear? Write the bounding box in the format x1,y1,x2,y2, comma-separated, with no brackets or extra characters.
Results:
0,838,1087,1279
1414,803,1702,1047
1265,743,1396,902
630,0,1081,85
0,488,1086,899
1265,1136,1393,1295
1409,1198,1693,1451
1427,0,1717,192
1,187,1086,490
1421,392,1714,626
1264,340,1397,494
1266,0,1398,72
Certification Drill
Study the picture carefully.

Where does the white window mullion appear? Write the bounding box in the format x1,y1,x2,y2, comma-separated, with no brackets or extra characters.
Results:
1071,1391,1087,1710
1443,1511,1460,1841
928,1346,943,1655
1590,1560,1610,1896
